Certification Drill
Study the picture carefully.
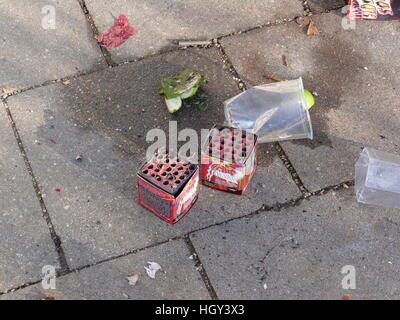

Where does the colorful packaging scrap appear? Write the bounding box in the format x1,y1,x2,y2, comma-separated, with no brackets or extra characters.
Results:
201,125,258,196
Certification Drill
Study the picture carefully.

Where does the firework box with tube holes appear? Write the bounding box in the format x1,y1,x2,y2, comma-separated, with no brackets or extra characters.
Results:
137,150,199,224
201,125,258,195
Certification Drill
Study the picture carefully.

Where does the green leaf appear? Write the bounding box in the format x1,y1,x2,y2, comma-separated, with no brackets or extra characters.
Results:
161,79,181,99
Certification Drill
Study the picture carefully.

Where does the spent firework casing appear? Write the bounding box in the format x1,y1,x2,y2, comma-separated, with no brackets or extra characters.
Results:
137,151,199,224
201,125,258,195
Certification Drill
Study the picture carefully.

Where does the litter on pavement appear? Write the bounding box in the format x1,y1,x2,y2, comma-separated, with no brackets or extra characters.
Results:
307,19,320,36
137,150,199,224
201,125,258,196
96,14,138,49
178,40,212,47
144,262,162,279
139,73,319,223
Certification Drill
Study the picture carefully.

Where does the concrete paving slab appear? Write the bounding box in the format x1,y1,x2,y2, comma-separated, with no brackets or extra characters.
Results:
308,0,346,12
85,0,305,63
0,103,59,293
1,239,209,299
6,48,301,268
221,11,400,191
0,0,105,90
191,187,400,299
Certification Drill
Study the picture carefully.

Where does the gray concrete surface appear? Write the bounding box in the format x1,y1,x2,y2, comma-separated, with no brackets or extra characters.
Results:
0,104,59,293
5,48,300,269
191,187,400,299
1,240,210,299
221,10,400,191
85,0,304,63
1,0,400,300
0,0,105,90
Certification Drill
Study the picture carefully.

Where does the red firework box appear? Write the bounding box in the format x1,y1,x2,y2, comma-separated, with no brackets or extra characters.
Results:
137,151,199,224
201,125,258,195
348,0,400,21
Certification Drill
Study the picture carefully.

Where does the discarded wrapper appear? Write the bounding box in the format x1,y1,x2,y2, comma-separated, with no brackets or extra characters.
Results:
144,262,162,279
355,148,400,209
224,78,313,143
348,0,400,21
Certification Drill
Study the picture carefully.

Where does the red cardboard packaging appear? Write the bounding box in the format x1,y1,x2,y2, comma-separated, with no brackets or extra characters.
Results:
201,125,258,195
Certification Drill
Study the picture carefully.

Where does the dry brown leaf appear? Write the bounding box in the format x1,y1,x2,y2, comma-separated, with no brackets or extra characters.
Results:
307,20,320,36
1,87,17,94
62,79,71,86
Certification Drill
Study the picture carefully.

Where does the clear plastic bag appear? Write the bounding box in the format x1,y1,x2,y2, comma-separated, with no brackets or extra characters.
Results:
355,148,400,209
224,78,313,143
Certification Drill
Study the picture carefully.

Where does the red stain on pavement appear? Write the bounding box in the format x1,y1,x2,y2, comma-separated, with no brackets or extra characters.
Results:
96,14,138,50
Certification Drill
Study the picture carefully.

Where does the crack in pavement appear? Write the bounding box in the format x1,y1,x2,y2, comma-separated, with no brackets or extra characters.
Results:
184,235,219,300
76,0,117,67
274,142,311,197
300,0,312,13
0,179,354,297
1,8,347,99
